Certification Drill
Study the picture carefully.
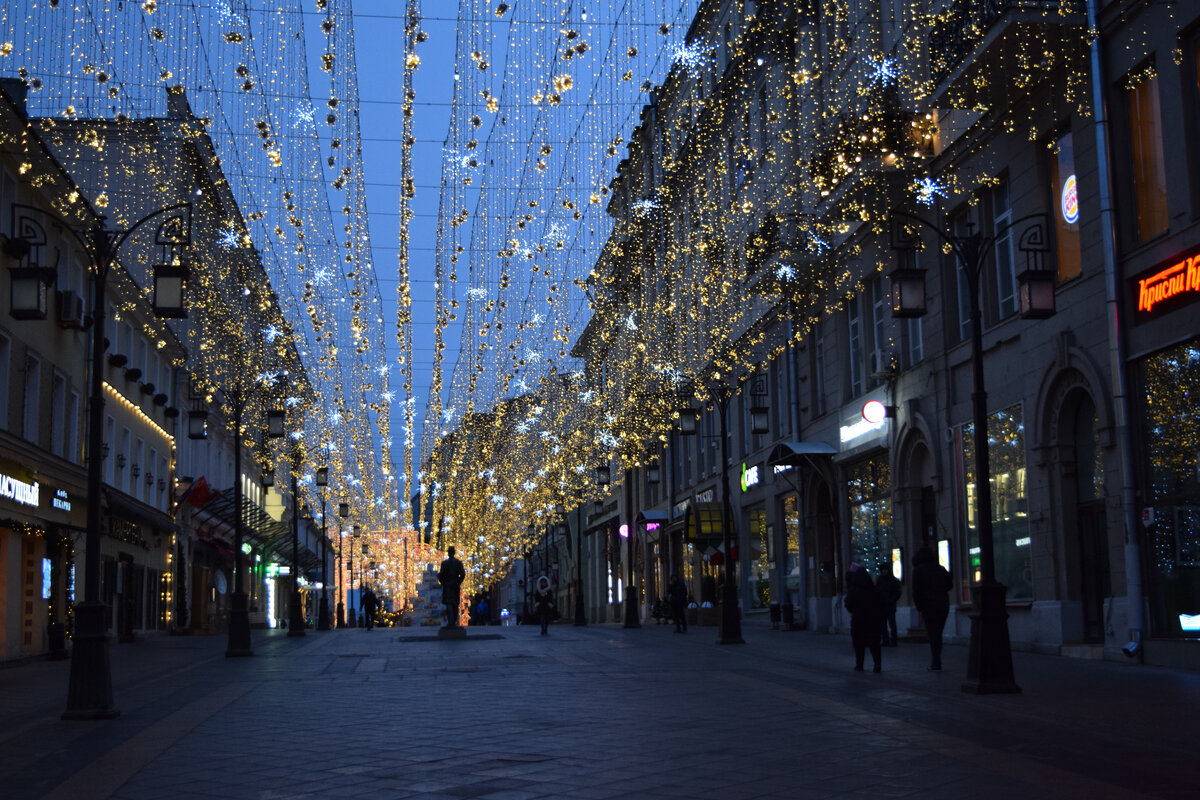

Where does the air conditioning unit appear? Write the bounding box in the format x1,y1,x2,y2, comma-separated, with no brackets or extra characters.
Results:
58,290,86,329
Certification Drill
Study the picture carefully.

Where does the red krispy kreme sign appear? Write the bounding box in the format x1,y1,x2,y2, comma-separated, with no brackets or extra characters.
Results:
1132,250,1200,321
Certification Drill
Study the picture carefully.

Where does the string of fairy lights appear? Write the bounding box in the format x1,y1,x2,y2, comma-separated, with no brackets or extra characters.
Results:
415,0,1164,601
3,2,393,558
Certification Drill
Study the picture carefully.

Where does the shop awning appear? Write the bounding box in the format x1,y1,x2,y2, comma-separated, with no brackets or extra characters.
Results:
637,510,670,542
767,441,837,468
685,502,726,544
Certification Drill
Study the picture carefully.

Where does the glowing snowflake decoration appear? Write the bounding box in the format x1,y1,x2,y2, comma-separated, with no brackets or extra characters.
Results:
217,227,241,250
532,406,544,416
289,430,304,441
671,42,710,70
624,311,638,331
632,198,660,217
524,349,542,364
214,0,246,26
867,57,901,87
442,407,456,424
515,420,533,435
807,233,830,256
539,431,559,443
323,441,338,453
569,369,584,382
376,363,390,376
285,396,302,407
311,266,334,286
380,390,394,402
291,102,316,129
479,468,496,482
261,324,283,343
657,365,684,385
328,409,343,426
774,263,797,282
598,430,620,449
467,286,488,301
580,389,597,404
529,312,545,326
522,480,538,492
574,464,586,474
491,494,506,510
544,222,568,242
431,482,441,499
514,378,530,393
914,176,948,206
255,371,279,386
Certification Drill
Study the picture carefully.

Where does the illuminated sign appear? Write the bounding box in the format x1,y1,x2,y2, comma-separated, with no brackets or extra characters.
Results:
1061,174,1079,224
52,489,71,512
1180,614,1200,632
619,524,629,538
740,463,761,492
0,473,39,508
1132,251,1200,319
645,522,661,532
840,416,885,444
862,400,888,425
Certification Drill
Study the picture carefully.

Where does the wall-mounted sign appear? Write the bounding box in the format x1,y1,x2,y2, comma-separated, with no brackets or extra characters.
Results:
1132,250,1200,321
840,390,890,449
0,473,39,508
740,463,761,492
1061,174,1079,225
52,489,71,512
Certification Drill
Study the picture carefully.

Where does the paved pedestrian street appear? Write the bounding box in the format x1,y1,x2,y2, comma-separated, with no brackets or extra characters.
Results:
2,620,1198,800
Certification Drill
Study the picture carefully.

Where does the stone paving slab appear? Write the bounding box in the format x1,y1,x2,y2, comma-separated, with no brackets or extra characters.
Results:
1,621,1198,799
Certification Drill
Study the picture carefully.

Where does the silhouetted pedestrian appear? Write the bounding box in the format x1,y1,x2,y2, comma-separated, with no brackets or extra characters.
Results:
667,573,688,633
361,586,378,631
845,564,882,672
912,545,953,671
876,564,902,646
438,546,466,628
534,576,554,635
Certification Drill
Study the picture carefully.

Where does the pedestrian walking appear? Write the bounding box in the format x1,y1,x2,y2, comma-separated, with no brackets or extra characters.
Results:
361,586,378,631
667,573,688,633
534,576,554,636
475,596,489,626
912,544,953,671
844,563,883,672
876,563,902,646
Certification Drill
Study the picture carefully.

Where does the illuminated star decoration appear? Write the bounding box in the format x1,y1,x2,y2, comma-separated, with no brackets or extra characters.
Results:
214,0,247,27
544,222,568,242
867,57,901,87
598,430,619,449
285,396,303,407
467,286,488,300
632,198,660,217
524,348,542,364
807,232,830,255
624,311,638,331
529,312,545,326
442,407,456,423
913,176,948,206
261,324,283,343
291,101,316,129
217,227,241,250
328,409,343,425
671,42,710,70
311,266,333,286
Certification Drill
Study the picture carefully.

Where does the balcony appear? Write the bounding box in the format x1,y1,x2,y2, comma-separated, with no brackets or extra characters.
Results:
927,0,1086,108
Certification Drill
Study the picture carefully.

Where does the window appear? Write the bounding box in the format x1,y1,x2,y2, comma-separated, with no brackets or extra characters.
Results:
120,427,131,495
136,438,145,501
68,390,81,464
870,278,887,376
0,332,10,430
963,403,1030,600
773,355,789,437
907,317,924,366
1126,67,1169,241
23,354,40,444
51,372,66,458
952,211,973,342
1050,130,1082,281
848,295,864,397
992,181,1017,319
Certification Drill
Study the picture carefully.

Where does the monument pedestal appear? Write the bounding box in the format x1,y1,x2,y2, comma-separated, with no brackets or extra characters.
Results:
437,626,467,640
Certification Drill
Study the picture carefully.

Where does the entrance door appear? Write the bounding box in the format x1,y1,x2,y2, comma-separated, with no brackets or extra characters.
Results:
1077,500,1109,643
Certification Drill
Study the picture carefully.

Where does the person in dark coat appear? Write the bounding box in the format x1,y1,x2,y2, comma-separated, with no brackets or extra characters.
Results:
912,545,953,671
876,564,903,646
844,564,883,672
667,574,688,633
533,575,554,636
438,546,466,628
360,586,378,631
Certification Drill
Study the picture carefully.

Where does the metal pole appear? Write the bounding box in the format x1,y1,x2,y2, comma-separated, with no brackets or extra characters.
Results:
574,505,586,625
287,472,305,637
317,493,331,630
226,397,253,656
623,468,641,628
717,389,744,644
336,532,345,627
787,304,810,629
64,223,117,719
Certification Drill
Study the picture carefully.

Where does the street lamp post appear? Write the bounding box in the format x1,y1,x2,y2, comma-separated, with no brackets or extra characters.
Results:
574,505,587,626
288,454,306,637
336,501,348,627
8,203,194,720
621,468,641,629
679,382,744,645
316,467,331,631
890,211,1054,694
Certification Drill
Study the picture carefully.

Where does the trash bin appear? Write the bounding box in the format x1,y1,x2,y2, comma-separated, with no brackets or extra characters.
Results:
769,602,781,629
782,603,795,629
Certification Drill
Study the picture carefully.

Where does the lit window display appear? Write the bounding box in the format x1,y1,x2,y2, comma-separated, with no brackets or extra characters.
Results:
1142,339,1200,636
963,404,1031,599
847,458,892,579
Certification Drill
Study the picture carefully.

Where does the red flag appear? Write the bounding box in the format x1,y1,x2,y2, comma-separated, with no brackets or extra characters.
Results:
180,476,215,508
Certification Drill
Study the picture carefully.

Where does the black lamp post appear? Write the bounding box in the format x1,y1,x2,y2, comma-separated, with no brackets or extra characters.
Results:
6,202,194,721
315,467,331,631
347,525,360,627
621,468,641,629
574,504,587,626
890,210,1053,693
287,453,306,638
336,501,348,627
679,385,744,645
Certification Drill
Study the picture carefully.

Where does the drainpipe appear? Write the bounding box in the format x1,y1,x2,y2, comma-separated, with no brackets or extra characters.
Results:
1087,0,1144,658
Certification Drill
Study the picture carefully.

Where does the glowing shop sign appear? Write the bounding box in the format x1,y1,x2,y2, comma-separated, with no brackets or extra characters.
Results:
740,463,761,492
1180,613,1200,632
0,472,39,508
1061,174,1078,224
1133,251,1200,316
840,416,885,444
862,400,888,425
52,489,71,512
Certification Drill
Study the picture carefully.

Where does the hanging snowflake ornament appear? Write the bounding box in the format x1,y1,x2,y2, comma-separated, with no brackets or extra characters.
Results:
291,101,316,129
467,286,488,301
807,232,830,255
217,227,241,250
544,222,568,242
775,263,797,281
529,312,546,326
285,396,303,407
311,266,334,286
867,56,901,87
261,324,283,343
442,407,456,423
632,198,660,217
671,42,710,70
913,176,948,206
624,311,638,331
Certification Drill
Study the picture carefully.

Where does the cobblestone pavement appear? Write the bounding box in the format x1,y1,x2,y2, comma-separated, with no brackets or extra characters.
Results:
2,617,1198,800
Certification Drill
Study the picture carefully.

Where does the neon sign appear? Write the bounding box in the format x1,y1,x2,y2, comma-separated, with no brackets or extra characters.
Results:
0,473,39,508
1061,174,1078,224
740,463,761,492
1134,251,1200,317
